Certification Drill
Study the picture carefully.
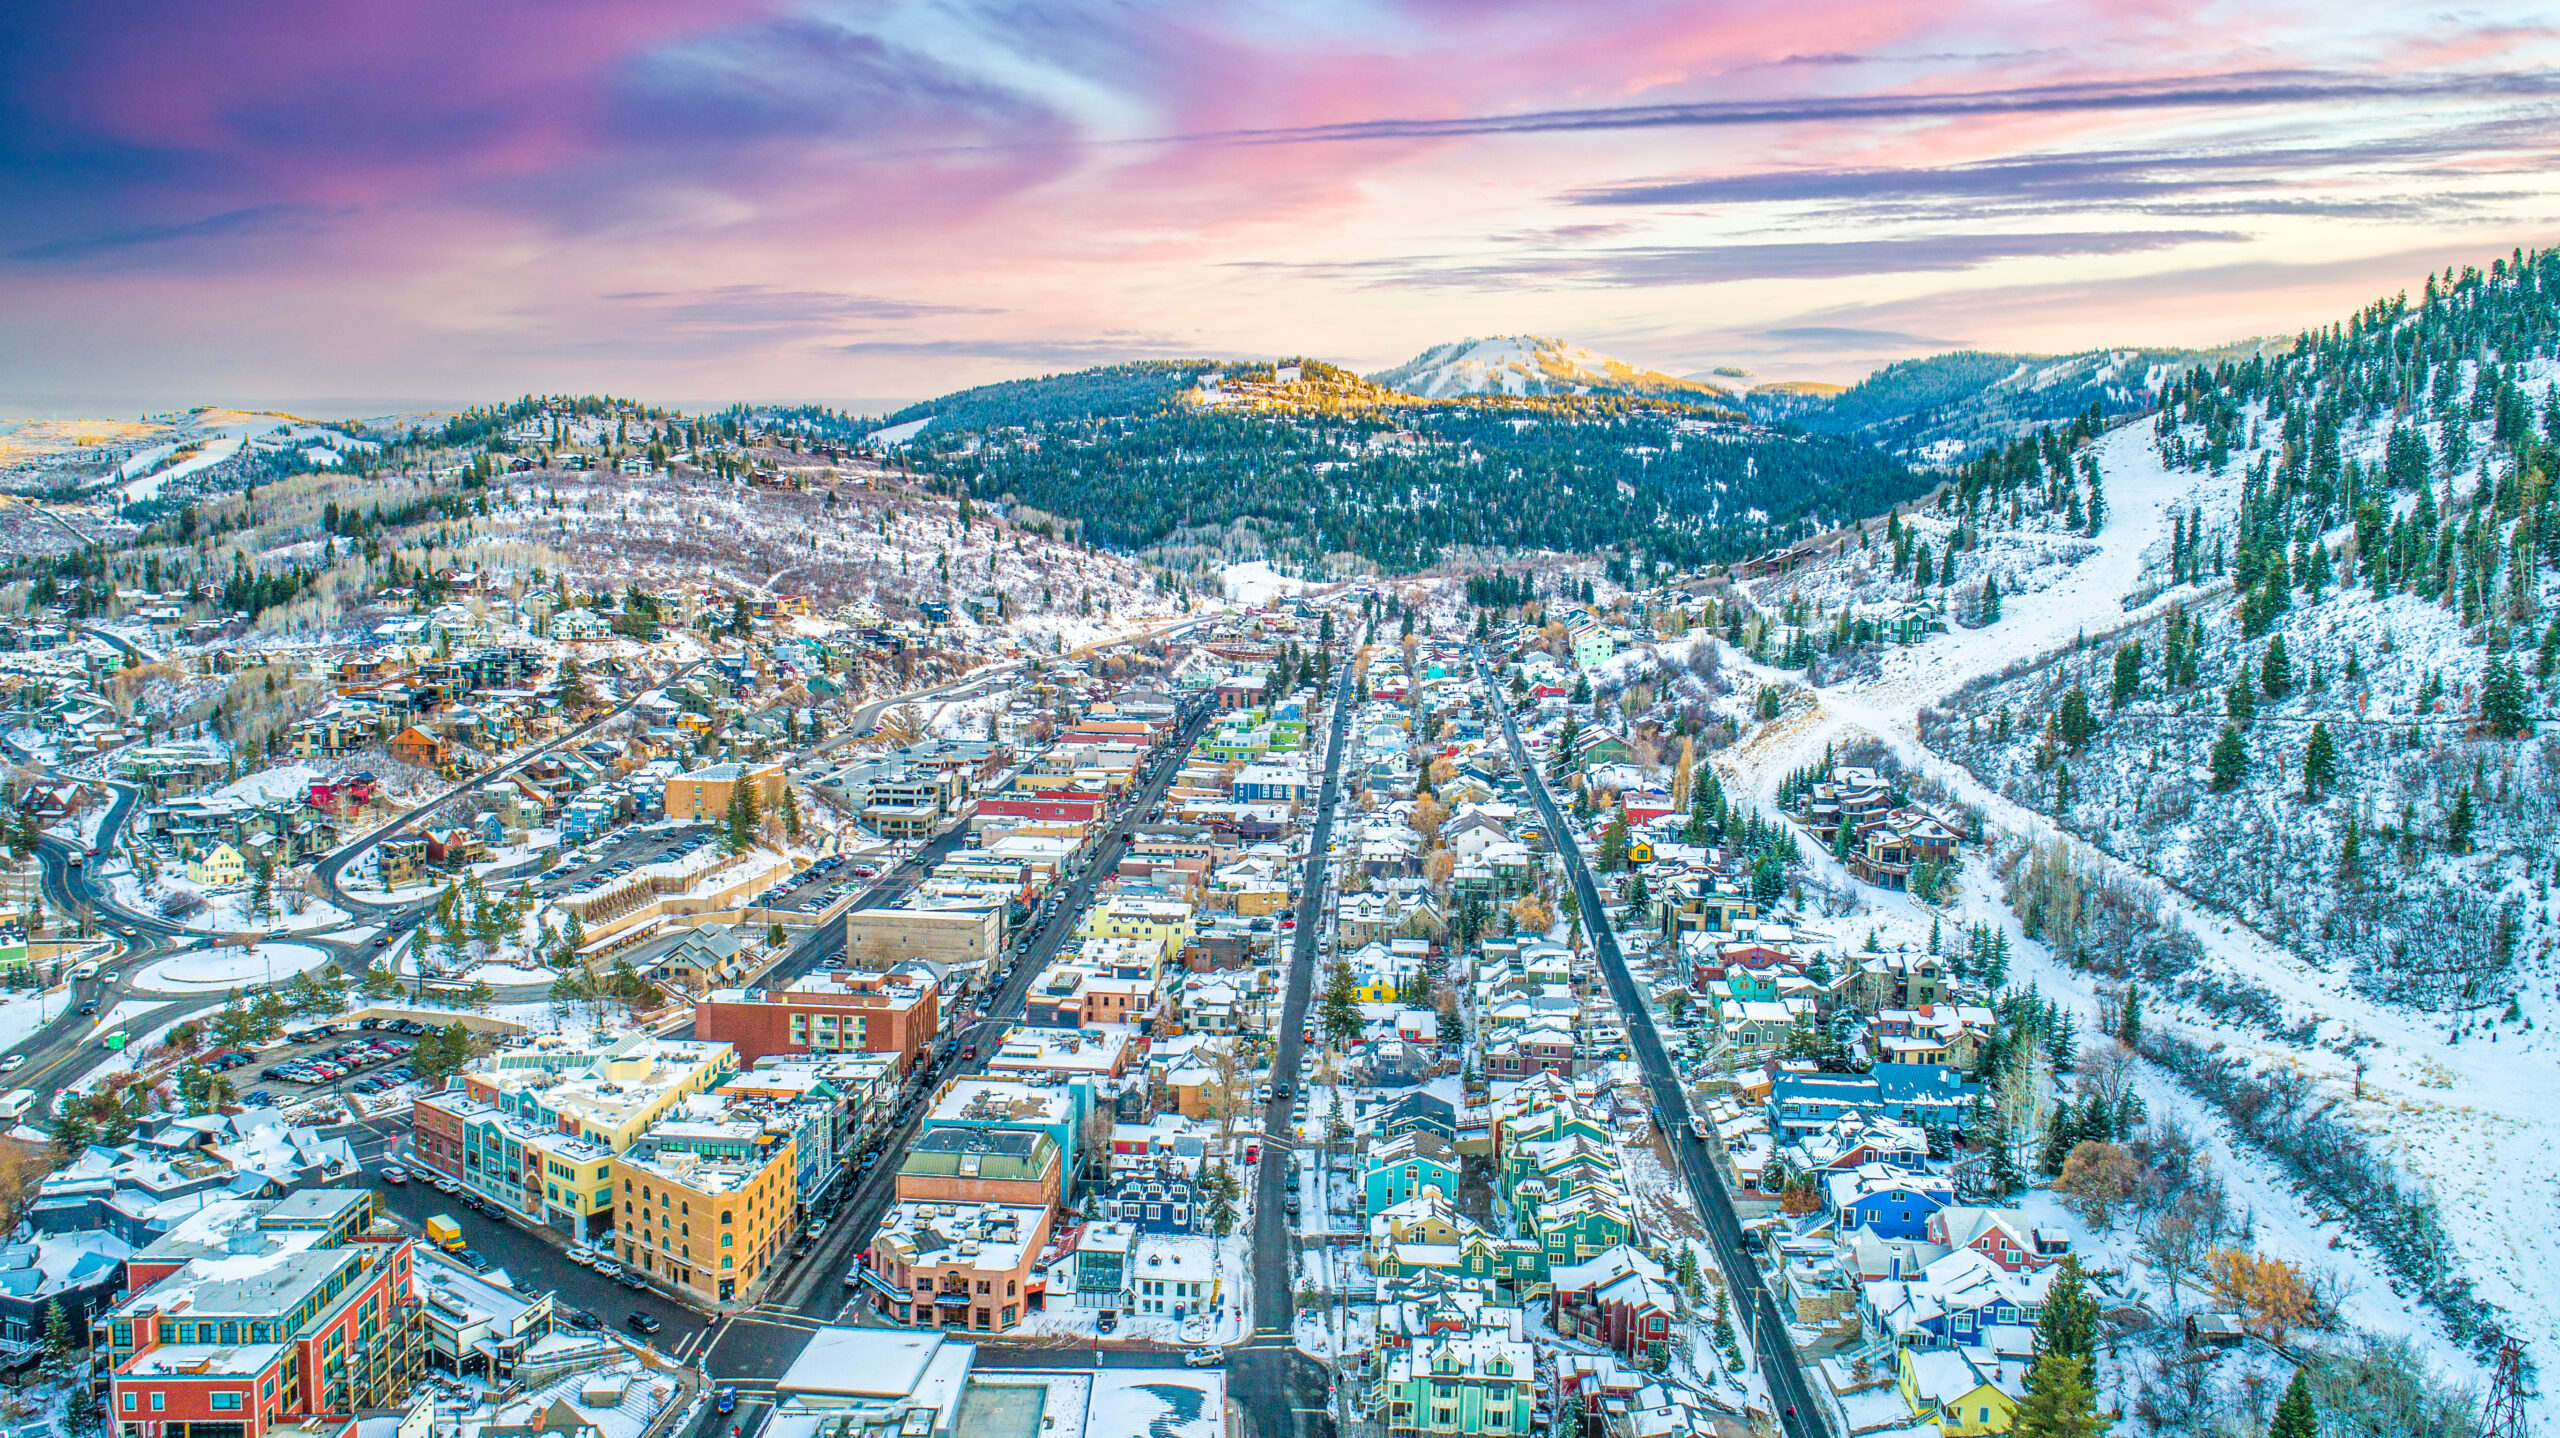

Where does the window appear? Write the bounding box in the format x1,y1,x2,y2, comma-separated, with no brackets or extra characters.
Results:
210,1395,244,1413
122,1396,135,1413
152,1395,166,1413
721,1234,732,1247
722,1210,733,1225
978,1280,991,1294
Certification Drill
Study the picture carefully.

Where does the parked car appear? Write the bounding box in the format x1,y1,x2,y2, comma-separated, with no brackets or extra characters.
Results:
592,1260,625,1280
381,1166,409,1184
1184,1348,1224,1368
564,1310,602,1331
626,1312,662,1336
454,1249,492,1273
566,1244,599,1268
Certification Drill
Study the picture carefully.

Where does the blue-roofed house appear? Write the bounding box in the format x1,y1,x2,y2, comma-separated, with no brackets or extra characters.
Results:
1768,1072,1883,1139
1871,1063,1983,1129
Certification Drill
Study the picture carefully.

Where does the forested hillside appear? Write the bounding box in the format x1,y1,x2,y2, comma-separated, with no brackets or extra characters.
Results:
1755,342,2278,460
897,365,1926,579
1923,247,2560,1015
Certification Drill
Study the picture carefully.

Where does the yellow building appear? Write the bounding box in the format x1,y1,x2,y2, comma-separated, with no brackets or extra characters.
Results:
1898,1347,2019,1436
1074,897,1195,966
186,841,245,887
612,1117,798,1307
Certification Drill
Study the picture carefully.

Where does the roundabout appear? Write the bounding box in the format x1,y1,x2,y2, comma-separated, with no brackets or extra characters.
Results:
130,941,338,994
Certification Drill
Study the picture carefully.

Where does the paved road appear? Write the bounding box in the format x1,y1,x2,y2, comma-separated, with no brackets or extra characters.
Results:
350,1131,723,1361
695,696,1220,1379
1479,649,1831,1438
1235,658,1355,1438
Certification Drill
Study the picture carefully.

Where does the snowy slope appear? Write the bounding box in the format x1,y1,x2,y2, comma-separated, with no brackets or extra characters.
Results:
1702,418,2548,1409
1369,336,1731,402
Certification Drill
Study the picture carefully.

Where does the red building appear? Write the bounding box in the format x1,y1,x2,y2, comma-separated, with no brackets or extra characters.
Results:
693,970,939,1068
974,796,1108,827
1547,1247,1678,1362
101,1190,424,1438
408,1095,466,1181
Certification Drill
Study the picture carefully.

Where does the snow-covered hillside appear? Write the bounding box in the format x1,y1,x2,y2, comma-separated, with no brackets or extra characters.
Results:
1705,394,2559,1410
1368,335,1730,402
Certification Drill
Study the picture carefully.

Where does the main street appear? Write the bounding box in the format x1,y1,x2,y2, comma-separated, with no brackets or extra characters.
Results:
695,693,1221,1380
1232,657,1356,1438
1480,648,1831,1438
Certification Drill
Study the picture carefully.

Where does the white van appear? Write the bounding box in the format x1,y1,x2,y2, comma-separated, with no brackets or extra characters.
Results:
0,1089,36,1121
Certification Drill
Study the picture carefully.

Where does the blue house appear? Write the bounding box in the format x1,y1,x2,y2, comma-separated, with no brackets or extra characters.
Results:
1769,1072,1883,1138
1363,1128,1462,1218
1825,1164,1957,1240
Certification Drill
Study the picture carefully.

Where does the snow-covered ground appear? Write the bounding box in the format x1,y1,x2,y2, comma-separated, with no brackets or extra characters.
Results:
1222,560,1319,608
131,942,334,993
0,985,71,1052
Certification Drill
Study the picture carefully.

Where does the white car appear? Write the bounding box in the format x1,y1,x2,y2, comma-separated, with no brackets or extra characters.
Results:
565,1244,600,1268
591,1259,624,1280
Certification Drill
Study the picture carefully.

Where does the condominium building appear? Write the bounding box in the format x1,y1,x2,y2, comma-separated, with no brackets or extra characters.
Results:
99,1191,426,1438
610,1105,799,1307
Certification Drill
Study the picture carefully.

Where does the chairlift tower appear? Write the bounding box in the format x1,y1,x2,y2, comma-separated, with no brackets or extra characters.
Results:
2482,1335,2530,1438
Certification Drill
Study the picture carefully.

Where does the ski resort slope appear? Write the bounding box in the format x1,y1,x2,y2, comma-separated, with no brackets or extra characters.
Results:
1713,420,2557,1404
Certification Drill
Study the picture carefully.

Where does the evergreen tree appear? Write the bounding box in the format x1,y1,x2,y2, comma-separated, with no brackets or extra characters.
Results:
2210,723,2249,791
2267,1366,2318,1438
2481,656,2530,737
2301,722,2338,799
1319,957,1363,1048
2261,635,2292,698
2227,677,2256,725
2056,686,2097,749
2116,985,2142,1045
2035,1256,2099,1368
2015,1354,2111,1438
2110,643,2141,709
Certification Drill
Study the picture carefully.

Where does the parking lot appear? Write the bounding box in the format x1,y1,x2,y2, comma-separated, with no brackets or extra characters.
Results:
539,824,719,898
233,1017,429,1107
755,852,882,913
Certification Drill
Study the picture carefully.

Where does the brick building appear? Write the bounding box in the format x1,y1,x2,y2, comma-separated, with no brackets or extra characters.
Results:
693,969,940,1068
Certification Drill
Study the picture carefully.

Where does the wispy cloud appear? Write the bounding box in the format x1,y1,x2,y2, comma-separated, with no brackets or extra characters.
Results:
7,204,317,264
1178,69,2560,147
1278,229,2247,291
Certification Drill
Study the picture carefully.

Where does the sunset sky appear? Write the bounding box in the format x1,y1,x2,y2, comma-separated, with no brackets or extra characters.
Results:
6,0,2560,415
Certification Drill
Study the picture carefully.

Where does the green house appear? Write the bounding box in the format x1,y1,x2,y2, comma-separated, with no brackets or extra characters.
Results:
1370,1333,1537,1435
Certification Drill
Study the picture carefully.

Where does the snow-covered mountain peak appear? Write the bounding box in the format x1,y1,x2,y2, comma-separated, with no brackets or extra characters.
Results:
1367,335,1729,401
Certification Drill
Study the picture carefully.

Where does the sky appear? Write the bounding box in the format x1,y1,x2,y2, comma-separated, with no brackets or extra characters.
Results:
5,0,2560,417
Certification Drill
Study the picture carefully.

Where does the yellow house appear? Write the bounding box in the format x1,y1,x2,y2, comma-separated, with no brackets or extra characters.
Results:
1898,1348,2018,1436
187,842,245,887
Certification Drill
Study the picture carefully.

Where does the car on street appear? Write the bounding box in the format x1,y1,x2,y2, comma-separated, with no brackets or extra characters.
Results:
593,1260,624,1279
564,1310,602,1331
381,1166,409,1184
566,1244,599,1267
0,1055,22,1072
454,1248,492,1272
715,1389,737,1415
1184,1348,1223,1368
626,1313,662,1336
